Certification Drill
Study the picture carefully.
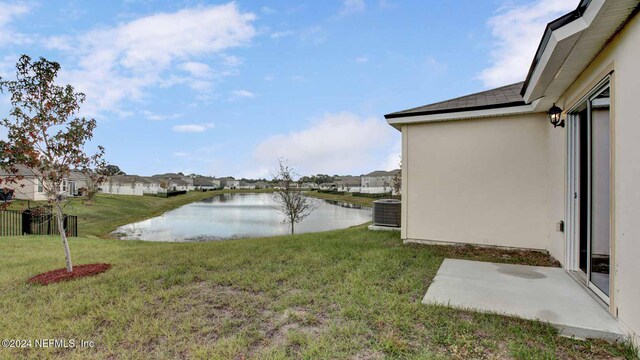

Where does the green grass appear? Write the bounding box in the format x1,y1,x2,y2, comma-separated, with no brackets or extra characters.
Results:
0,229,634,359
1,192,636,359
304,191,376,207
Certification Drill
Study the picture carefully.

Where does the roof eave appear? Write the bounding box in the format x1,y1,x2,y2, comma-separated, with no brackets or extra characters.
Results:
520,0,592,97
384,100,526,120
521,0,639,105
386,100,540,128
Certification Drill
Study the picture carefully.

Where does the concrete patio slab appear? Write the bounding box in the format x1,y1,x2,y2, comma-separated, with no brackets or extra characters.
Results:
423,259,625,340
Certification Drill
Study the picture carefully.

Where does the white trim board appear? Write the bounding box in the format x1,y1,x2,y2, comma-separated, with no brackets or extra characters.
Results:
387,100,541,128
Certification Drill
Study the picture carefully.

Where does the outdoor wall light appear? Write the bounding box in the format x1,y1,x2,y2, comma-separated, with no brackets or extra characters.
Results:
547,103,564,128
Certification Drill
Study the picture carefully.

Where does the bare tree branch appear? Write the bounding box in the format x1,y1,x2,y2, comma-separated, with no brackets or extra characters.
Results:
272,159,315,234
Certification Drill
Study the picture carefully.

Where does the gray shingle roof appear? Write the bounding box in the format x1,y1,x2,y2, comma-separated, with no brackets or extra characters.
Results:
384,82,526,119
193,177,217,186
364,170,399,177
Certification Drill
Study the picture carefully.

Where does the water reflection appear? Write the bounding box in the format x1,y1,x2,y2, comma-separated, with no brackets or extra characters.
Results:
114,192,372,242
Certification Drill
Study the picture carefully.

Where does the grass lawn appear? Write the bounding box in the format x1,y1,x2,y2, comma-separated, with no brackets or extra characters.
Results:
304,191,377,207
1,230,636,359
0,194,636,359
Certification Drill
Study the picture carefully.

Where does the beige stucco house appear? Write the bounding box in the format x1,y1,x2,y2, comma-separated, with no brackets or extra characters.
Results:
385,0,639,342
1,165,88,200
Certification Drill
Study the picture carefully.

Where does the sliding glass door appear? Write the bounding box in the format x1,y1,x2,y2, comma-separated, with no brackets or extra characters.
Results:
568,80,611,303
588,86,610,299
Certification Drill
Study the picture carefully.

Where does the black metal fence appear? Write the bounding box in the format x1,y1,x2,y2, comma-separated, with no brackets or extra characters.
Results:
0,209,78,237
156,190,187,198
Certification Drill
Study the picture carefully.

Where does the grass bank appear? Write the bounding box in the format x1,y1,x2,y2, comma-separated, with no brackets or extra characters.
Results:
7,190,271,238
0,228,635,359
304,191,377,207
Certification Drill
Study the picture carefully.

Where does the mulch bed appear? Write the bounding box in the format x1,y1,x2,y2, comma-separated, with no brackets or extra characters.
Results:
27,263,112,285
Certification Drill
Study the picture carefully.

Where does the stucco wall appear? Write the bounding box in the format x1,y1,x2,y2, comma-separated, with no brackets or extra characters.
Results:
403,113,549,249
551,11,640,341
545,119,566,265
4,177,48,201
98,183,144,196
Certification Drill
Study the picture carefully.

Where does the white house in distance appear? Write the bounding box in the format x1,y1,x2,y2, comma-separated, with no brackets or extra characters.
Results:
238,182,256,190
360,170,400,193
385,0,639,341
193,177,220,190
220,177,240,189
99,175,158,196
151,173,195,191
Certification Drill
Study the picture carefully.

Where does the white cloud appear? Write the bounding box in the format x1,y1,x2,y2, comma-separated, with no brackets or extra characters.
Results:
45,3,256,116
0,54,18,78
382,141,401,171
339,0,366,16
222,54,243,67
180,62,213,78
270,30,294,39
478,0,574,87
142,111,181,121
172,123,215,133
264,74,274,81
173,152,189,157
252,112,397,176
355,56,368,63
231,89,255,99
0,2,31,46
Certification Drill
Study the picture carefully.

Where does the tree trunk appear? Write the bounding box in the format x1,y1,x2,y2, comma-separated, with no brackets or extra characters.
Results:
291,222,294,234
54,201,73,272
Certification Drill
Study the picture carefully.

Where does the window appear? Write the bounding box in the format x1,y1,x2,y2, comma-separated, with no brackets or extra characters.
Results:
38,180,43,193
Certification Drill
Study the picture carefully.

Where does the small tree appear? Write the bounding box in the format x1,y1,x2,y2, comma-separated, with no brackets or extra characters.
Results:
83,173,102,204
272,159,315,234
0,55,106,272
392,158,402,195
0,142,20,209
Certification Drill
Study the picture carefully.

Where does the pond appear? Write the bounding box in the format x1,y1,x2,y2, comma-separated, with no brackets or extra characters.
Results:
114,192,372,242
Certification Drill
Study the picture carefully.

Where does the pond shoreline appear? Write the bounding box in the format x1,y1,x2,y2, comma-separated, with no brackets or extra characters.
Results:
114,192,372,242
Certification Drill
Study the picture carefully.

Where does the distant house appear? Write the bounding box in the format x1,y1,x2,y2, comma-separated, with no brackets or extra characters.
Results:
360,170,399,193
151,173,195,191
300,182,318,190
219,177,240,189
0,165,88,200
238,182,256,190
361,170,399,188
193,177,220,190
335,176,361,192
99,175,150,196
68,170,90,196
167,178,190,191
140,177,161,195
253,181,272,189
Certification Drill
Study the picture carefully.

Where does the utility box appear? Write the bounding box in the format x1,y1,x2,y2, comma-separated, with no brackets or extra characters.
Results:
372,199,401,227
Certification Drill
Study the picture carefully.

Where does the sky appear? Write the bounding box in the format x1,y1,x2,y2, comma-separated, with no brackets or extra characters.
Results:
0,0,575,178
